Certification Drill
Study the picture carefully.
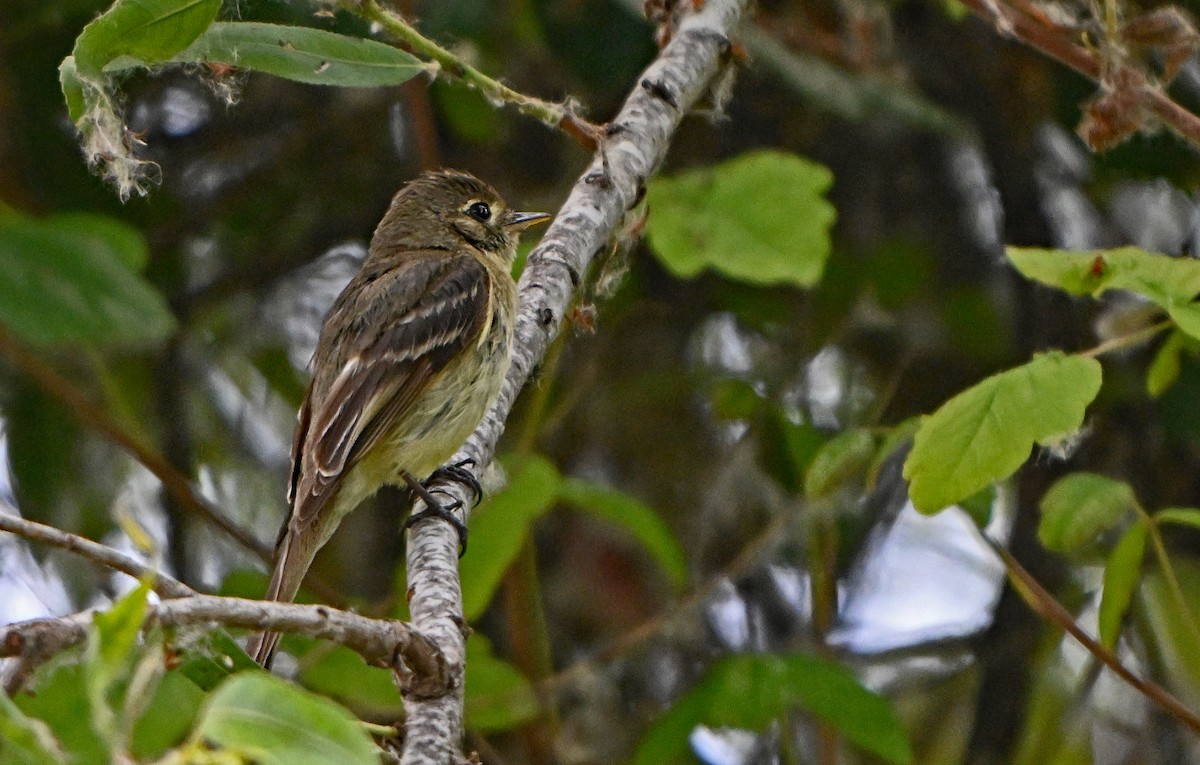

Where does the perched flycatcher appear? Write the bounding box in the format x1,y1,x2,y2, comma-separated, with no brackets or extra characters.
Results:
250,170,549,666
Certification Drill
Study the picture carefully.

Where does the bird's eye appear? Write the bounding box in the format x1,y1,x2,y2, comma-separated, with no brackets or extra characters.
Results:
467,201,492,221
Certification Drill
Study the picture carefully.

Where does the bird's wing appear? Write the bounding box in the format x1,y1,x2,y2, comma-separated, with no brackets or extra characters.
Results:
288,252,492,528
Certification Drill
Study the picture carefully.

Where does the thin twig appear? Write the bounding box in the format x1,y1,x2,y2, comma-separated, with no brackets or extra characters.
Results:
1081,319,1172,358
0,322,272,563
0,595,448,689
993,543,1200,736
347,0,601,146
0,510,193,599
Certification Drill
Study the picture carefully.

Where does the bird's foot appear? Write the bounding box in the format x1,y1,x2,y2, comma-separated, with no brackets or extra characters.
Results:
428,458,482,503
403,474,468,557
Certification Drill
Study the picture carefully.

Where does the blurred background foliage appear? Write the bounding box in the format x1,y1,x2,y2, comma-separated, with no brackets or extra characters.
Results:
3,0,1200,763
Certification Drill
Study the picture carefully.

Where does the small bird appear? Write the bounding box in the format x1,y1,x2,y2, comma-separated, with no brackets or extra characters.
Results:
249,170,549,667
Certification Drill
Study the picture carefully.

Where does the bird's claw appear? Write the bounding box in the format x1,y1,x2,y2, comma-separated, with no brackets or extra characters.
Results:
429,458,482,503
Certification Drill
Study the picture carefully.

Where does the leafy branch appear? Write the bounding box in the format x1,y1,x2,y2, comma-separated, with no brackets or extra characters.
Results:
0,512,448,697
960,0,1200,149
59,0,600,199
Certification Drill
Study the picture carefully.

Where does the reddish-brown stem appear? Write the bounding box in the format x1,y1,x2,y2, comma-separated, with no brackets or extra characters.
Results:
959,0,1200,147
996,545,1200,736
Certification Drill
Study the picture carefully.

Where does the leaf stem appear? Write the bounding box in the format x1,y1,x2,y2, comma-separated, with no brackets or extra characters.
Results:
1081,319,1172,358
991,541,1200,736
1140,506,1200,646
350,0,593,139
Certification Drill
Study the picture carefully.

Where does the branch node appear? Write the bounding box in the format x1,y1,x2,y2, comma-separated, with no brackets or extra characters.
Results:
640,77,679,107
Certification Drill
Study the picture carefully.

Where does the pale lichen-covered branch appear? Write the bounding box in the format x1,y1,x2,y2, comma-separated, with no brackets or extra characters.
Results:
399,0,754,761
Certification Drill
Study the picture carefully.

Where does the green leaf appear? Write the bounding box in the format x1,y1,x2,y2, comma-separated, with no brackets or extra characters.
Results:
465,634,540,732
86,582,153,744
558,477,688,589
760,414,825,495
13,665,102,764
460,455,561,621
1147,330,1186,397
1140,565,1200,699
1007,246,1200,340
634,654,912,765
192,673,377,765
1156,507,1200,532
0,209,175,348
90,582,151,677
1038,473,1135,555
708,378,762,421
73,0,221,75
299,647,402,719
646,150,835,287
58,57,86,123
169,22,429,87
0,692,67,765
1098,522,1147,649
959,484,997,529
903,352,1102,513
804,428,876,499
176,631,260,691
130,670,205,760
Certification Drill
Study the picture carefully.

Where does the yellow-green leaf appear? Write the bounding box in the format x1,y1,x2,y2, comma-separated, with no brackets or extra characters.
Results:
646,150,835,287
904,353,1102,513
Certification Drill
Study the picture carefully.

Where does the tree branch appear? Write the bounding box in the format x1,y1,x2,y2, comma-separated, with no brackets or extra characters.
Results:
961,0,1200,148
1,595,449,693
0,322,272,564
398,0,752,761
0,510,193,599
0,323,348,606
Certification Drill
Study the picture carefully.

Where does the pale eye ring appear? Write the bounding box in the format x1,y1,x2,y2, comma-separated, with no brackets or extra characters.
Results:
467,201,491,221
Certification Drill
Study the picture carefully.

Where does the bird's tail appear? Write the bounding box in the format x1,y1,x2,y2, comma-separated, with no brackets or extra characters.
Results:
248,530,314,668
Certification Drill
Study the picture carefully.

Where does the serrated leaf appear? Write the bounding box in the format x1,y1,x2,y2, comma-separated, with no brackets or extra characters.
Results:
1098,522,1147,649
1008,246,1200,340
192,673,377,765
460,455,561,621
0,692,67,765
1148,330,1185,397
646,150,835,287
1038,473,1135,555
634,654,912,765
904,353,1102,513
73,0,221,75
804,428,876,499
167,22,429,87
465,634,540,732
558,477,688,589
0,210,175,348
1156,507,1200,532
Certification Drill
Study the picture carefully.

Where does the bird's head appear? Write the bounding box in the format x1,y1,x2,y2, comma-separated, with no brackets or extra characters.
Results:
371,170,550,260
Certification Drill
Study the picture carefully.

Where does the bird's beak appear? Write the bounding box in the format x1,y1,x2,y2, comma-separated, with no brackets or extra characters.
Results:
504,210,552,231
